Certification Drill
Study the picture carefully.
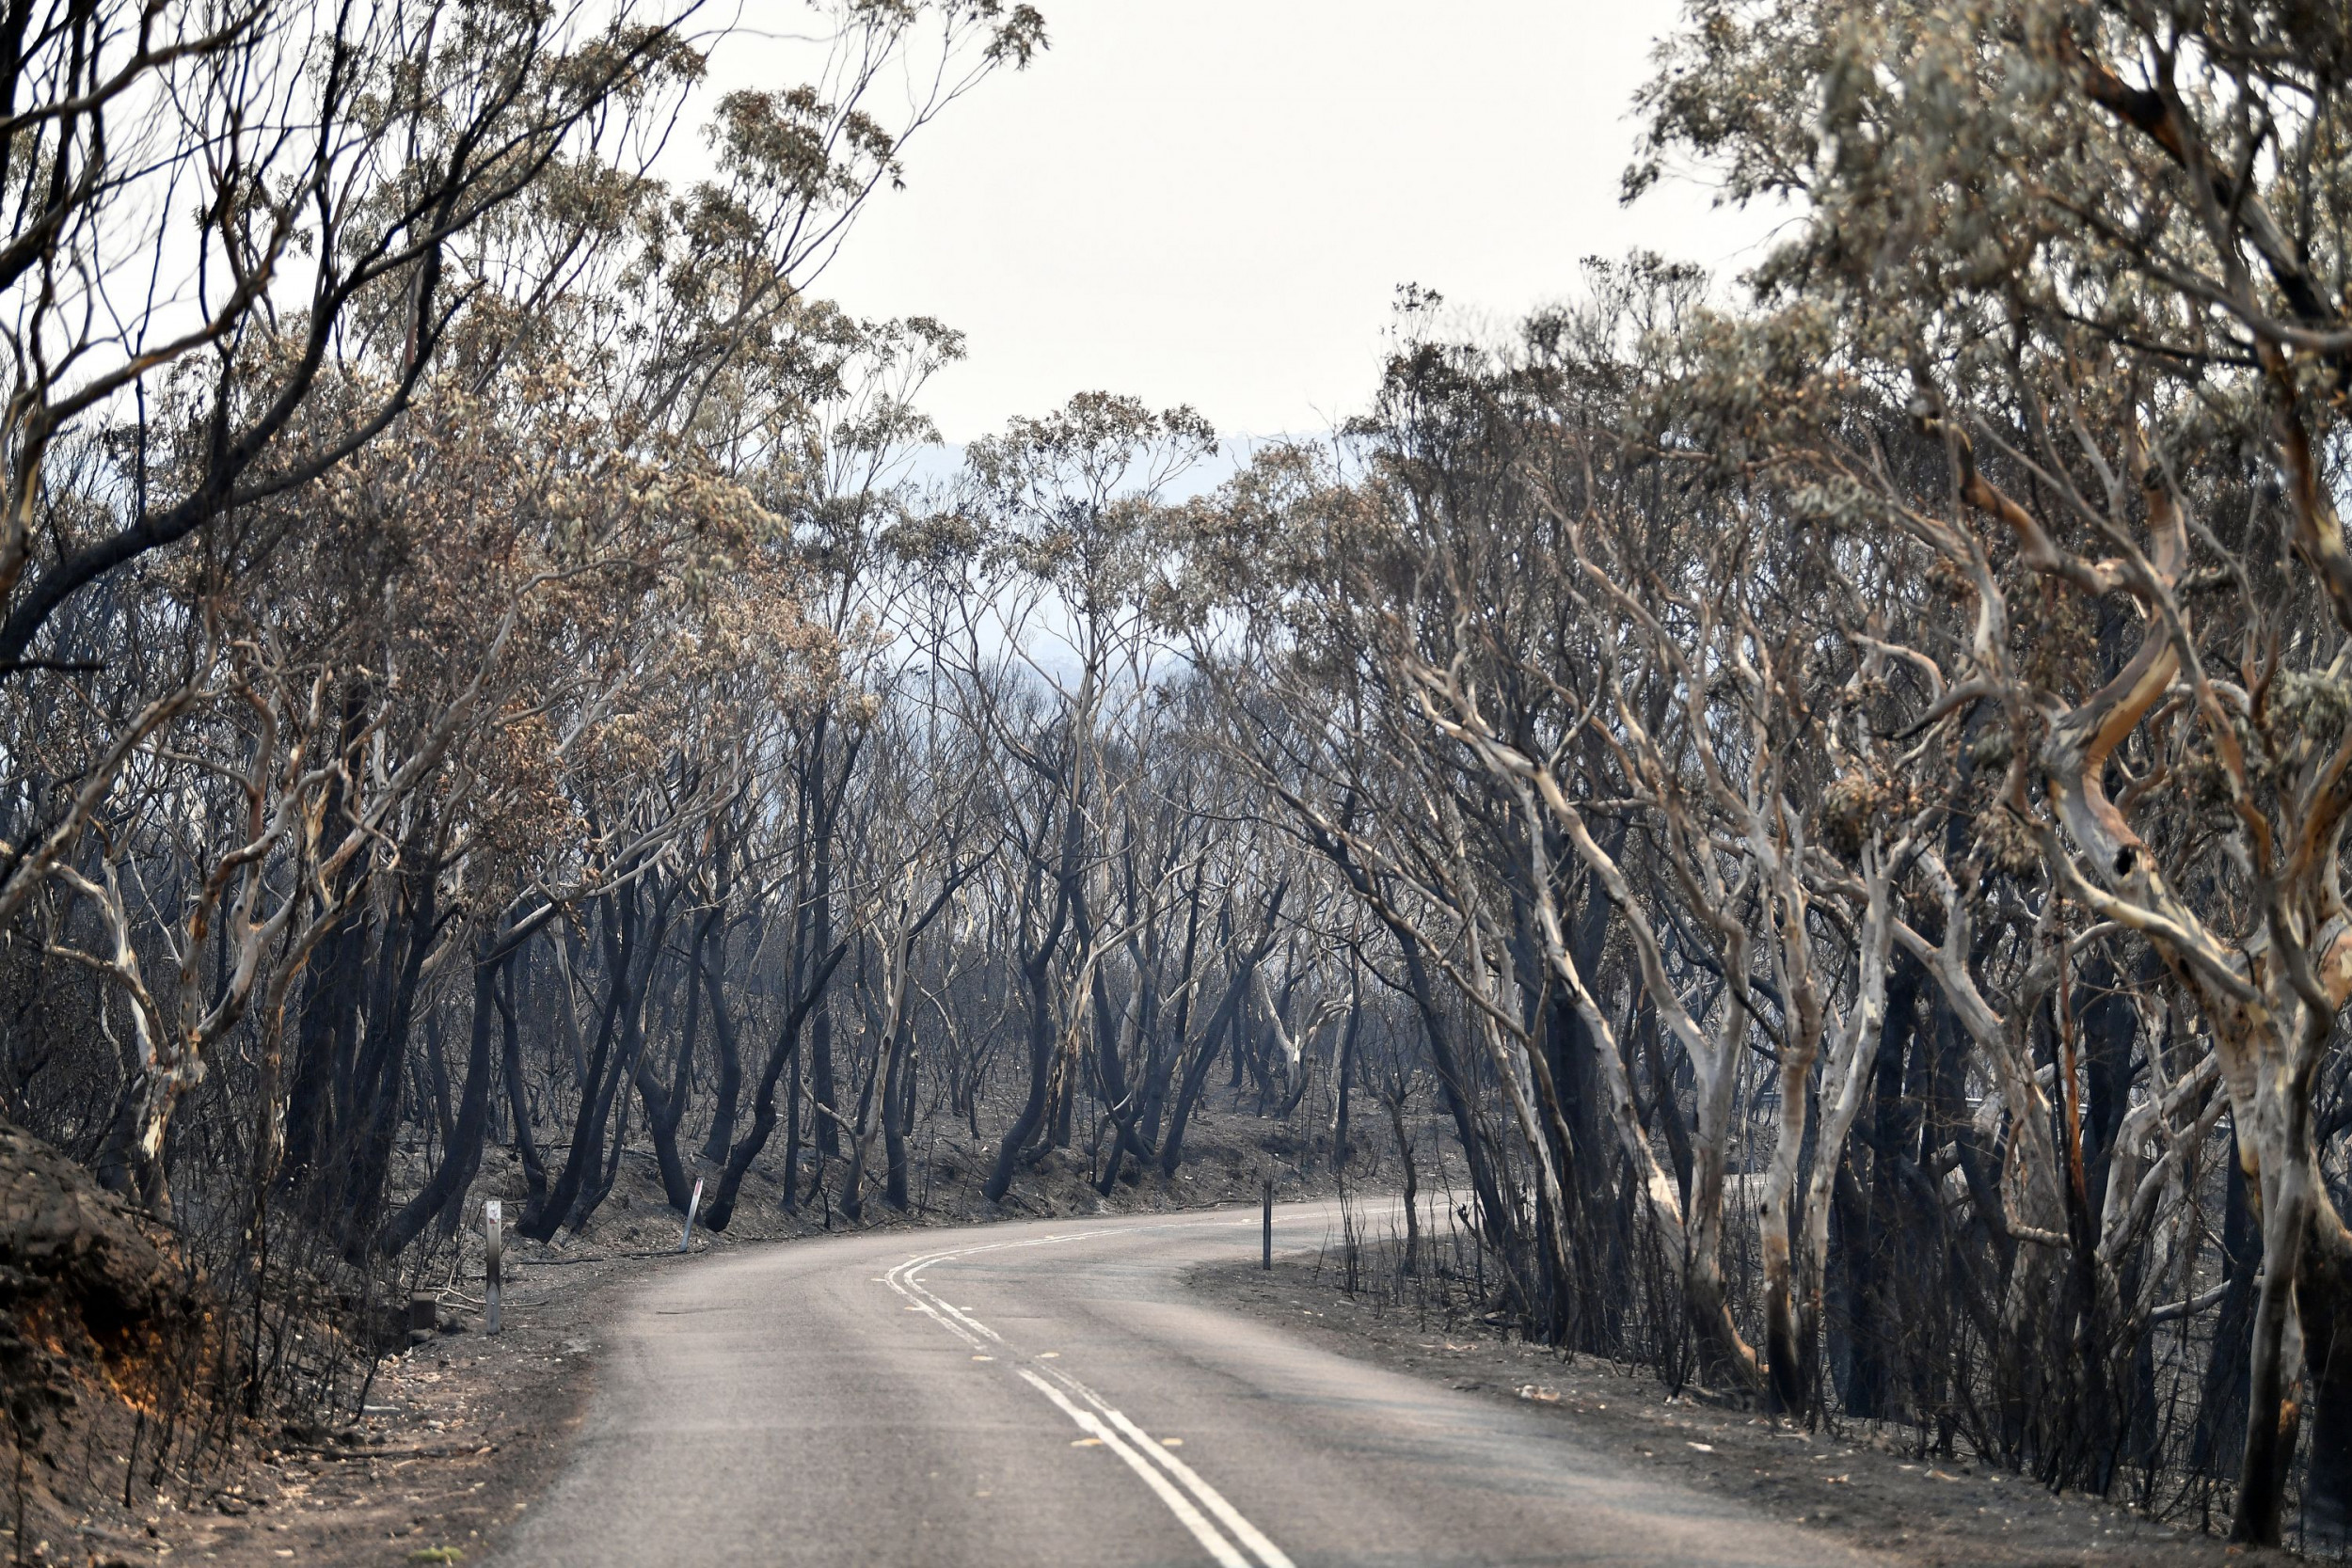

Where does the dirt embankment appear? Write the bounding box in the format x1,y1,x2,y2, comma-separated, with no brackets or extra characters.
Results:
2,1122,217,1567
1186,1250,2286,1568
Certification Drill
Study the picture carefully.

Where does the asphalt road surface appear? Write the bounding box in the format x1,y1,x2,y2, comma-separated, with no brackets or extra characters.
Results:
494,1200,1868,1567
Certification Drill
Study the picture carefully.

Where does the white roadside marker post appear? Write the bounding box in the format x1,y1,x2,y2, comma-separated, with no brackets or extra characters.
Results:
484,1199,503,1336
679,1177,705,1253
407,1291,437,1346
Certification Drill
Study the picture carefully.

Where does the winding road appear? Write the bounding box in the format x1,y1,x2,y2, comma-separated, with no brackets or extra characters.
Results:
493,1200,1866,1567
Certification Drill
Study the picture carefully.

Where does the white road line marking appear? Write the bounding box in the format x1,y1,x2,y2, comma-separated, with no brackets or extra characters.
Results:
1037,1363,1299,1568
1017,1370,1251,1568
881,1222,1295,1568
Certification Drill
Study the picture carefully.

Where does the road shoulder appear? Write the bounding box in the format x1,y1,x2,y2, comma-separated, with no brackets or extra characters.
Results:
142,1245,658,1568
1184,1253,2270,1568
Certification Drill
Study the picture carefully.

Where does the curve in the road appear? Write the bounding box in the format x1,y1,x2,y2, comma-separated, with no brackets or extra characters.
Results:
494,1201,1869,1568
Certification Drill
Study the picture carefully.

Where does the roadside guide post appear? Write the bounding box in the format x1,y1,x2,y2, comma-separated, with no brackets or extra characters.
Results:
1262,1171,1274,1271
484,1199,503,1336
679,1176,705,1253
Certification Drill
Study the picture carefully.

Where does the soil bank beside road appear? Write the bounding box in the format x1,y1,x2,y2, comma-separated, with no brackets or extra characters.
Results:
1184,1251,2280,1568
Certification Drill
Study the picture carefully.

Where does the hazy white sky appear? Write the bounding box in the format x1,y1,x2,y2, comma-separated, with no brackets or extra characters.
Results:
721,3,1777,445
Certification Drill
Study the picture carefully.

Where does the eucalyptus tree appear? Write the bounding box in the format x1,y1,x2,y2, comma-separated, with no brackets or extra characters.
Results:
0,0,1051,1284
0,0,714,949
953,391,1216,1204
1171,430,1563,1323
1637,0,2352,1540
1172,247,2243,1512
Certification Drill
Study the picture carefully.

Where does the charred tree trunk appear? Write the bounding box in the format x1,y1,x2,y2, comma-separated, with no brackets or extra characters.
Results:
635,908,712,1213
1159,884,1288,1180
985,805,1082,1205
497,949,547,1213
882,1011,915,1211
807,721,841,1164
1330,987,1359,1172
2296,1227,2352,1551
705,921,850,1233
378,937,500,1255
698,929,741,1165
984,936,1064,1203
520,890,634,1241
1385,1085,1419,1270
340,860,442,1247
